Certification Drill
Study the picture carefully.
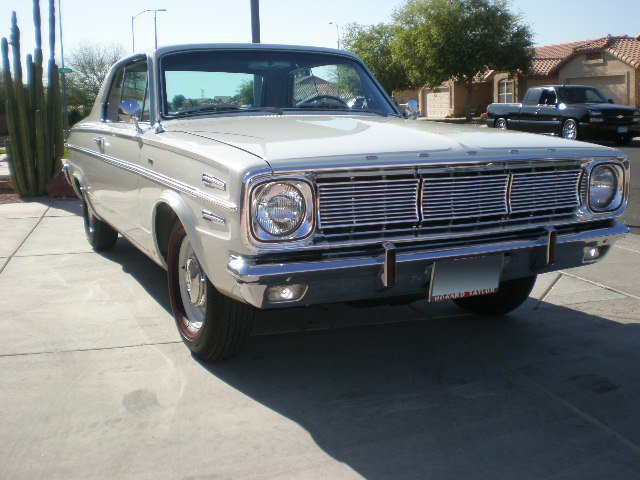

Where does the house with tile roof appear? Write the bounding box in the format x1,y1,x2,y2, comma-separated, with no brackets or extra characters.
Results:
418,34,640,117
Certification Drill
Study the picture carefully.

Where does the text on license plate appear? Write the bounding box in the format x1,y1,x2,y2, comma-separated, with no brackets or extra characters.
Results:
618,126,628,133
429,255,503,302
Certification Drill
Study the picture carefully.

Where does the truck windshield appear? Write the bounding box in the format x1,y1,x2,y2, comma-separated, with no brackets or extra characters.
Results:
557,87,607,104
160,50,398,118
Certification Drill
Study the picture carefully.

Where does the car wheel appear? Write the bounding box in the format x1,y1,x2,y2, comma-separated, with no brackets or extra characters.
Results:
453,275,537,316
82,196,118,251
167,221,255,361
562,119,578,140
615,135,632,145
495,117,507,130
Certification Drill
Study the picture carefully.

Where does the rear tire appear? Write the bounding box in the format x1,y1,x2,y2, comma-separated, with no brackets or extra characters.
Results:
495,117,507,130
453,275,537,316
562,119,578,140
82,196,118,251
167,221,254,361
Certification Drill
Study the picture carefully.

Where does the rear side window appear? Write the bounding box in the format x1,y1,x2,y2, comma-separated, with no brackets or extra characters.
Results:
523,88,541,105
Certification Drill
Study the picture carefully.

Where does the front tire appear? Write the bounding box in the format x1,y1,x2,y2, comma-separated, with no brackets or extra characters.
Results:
453,275,537,316
82,196,118,251
167,222,254,361
562,119,578,140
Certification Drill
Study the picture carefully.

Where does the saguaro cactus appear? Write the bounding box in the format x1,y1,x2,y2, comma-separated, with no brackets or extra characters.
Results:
1,0,64,196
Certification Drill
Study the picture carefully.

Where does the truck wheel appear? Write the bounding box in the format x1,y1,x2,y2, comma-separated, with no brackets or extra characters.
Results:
562,119,578,140
453,275,537,316
495,117,507,129
167,221,254,361
82,196,118,251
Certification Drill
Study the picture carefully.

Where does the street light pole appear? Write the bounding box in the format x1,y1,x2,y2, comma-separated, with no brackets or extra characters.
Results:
132,9,166,51
250,0,260,43
329,21,340,49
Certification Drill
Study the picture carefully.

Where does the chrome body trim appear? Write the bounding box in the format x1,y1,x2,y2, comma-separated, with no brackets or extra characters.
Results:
202,210,226,225
67,144,237,212
202,173,226,191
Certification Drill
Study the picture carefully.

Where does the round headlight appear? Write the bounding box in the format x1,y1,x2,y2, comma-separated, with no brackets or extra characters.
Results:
254,183,306,236
589,165,617,211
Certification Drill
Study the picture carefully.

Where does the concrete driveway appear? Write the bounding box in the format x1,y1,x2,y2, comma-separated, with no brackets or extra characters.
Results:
1,199,640,479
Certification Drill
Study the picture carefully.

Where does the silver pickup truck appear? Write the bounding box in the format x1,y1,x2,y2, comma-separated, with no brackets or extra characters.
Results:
64,44,629,361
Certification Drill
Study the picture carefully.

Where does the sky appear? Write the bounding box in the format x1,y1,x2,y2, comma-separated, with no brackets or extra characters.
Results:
0,0,639,67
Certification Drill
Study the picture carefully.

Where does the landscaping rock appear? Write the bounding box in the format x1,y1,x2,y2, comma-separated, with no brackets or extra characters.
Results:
45,171,75,198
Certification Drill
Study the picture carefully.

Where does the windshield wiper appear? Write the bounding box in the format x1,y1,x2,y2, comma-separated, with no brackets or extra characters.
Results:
172,105,283,117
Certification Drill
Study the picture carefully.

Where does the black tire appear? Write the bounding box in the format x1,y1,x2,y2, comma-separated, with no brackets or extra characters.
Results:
495,117,507,130
82,196,118,251
615,135,632,145
562,119,578,140
453,275,537,316
167,221,254,361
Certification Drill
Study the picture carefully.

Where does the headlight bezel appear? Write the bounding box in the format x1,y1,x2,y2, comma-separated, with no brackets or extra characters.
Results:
587,162,625,213
249,177,315,243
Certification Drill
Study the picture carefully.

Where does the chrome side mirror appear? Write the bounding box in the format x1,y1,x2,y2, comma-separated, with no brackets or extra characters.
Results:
404,99,420,119
118,100,143,131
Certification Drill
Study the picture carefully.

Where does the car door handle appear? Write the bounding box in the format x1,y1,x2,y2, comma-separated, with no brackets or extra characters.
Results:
92,137,105,148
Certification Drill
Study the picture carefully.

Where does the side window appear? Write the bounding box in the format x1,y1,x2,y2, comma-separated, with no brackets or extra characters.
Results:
104,60,148,123
539,89,557,106
105,67,125,122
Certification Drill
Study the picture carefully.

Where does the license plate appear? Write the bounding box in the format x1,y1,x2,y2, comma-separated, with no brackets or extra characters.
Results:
618,126,628,133
428,255,502,302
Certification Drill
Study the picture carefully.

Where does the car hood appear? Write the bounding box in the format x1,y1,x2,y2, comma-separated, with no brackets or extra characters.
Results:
165,114,620,171
577,103,637,113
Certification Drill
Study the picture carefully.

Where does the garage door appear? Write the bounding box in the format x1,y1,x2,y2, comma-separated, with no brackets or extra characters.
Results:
426,88,450,118
566,75,627,105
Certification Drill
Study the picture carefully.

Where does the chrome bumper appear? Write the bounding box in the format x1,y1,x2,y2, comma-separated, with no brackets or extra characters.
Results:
227,221,629,309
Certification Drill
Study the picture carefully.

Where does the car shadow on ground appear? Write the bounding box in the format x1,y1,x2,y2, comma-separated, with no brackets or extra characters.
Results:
196,302,640,479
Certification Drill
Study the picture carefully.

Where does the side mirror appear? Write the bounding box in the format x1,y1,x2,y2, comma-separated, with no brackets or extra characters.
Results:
608,98,614,104
404,99,420,119
118,100,143,131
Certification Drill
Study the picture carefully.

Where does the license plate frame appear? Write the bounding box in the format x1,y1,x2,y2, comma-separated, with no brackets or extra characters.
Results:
618,125,629,133
428,255,503,302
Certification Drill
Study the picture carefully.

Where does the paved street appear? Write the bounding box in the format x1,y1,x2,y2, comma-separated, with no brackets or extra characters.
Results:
1,199,640,479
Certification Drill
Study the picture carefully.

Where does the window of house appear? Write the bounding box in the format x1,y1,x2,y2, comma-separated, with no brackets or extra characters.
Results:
585,52,603,61
498,78,514,103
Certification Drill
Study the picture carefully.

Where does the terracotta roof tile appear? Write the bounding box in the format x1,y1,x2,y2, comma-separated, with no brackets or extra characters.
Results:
529,39,598,76
607,37,640,68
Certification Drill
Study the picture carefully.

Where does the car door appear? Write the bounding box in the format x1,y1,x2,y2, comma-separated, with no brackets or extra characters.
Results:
533,88,562,134
89,58,149,251
518,88,543,132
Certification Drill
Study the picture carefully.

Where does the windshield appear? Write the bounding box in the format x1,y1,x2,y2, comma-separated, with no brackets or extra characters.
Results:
557,87,607,104
160,50,398,118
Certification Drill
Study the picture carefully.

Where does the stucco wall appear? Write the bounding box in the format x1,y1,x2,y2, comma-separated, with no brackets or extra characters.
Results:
559,52,637,106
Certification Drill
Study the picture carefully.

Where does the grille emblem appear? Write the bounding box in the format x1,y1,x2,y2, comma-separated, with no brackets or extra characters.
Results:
617,115,624,119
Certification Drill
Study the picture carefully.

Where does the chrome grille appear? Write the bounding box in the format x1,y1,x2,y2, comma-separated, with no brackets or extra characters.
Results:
511,171,581,212
422,174,509,221
317,179,419,228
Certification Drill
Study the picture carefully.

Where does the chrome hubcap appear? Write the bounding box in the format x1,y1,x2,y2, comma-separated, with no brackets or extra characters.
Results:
178,236,206,335
496,119,506,129
564,121,576,139
183,255,206,307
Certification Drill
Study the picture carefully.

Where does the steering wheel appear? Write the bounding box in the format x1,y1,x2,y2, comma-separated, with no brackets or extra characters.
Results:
297,94,348,107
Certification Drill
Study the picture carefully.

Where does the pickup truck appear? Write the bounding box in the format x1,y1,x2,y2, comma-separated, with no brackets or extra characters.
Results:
486,85,640,144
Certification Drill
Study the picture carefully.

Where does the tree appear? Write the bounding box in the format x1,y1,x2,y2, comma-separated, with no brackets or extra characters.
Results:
234,80,254,105
342,23,411,94
393,0,533,120
66,41,126,114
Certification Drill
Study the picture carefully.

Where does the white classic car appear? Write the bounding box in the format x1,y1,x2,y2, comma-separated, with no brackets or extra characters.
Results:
65,44,629,361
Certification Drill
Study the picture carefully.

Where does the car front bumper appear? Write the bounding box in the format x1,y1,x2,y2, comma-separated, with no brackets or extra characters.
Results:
579,122,640,139
226,221,629,309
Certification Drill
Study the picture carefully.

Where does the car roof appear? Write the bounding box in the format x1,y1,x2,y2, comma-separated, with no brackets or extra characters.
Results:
148,43,358,59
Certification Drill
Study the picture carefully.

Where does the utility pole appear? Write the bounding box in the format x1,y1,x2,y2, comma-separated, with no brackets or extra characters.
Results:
58,0,69,138
250,0,260,43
